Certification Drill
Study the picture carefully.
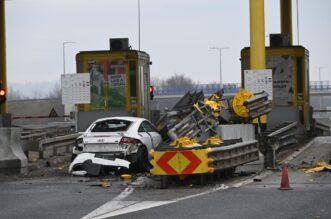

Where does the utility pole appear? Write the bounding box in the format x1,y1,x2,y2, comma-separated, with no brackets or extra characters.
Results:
210,47,230,89
62,42,76,74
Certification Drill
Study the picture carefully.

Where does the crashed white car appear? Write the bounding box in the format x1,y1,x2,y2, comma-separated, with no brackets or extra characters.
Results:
72,117,162,172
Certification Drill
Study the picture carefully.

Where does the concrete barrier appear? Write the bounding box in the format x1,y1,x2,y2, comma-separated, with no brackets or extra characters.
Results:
0,128,27,174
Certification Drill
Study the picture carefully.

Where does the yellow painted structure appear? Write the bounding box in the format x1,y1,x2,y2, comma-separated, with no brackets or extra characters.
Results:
241,46,310,129
76,50,151,119
202,136,223,145
170,137,200,148
280,0,293,45
249,0,266,70
150,149,213,176
232,89,254,119
0,1,7,113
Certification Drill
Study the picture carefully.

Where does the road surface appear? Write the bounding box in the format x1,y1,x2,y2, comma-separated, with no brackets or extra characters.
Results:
0,137,330,219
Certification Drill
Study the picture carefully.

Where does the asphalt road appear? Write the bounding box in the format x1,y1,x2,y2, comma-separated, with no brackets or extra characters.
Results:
111,137,331,219
0,137,330,219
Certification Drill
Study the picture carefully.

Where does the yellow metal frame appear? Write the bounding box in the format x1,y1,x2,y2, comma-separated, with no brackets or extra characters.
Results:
241,46,310,128
150,149,213,176
76,50,150,118
249,0,266,70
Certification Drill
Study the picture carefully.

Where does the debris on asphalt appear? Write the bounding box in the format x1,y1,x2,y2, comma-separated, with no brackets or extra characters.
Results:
237,171,256,176
253,177,262,182
72,170,88,176
69,153,130,176
100,179,111,188
121,174,132,183
303,161,331,173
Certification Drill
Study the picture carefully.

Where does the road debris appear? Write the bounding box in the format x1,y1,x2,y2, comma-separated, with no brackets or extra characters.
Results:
121,174,132,183
69,153,130,176
303,161,331,173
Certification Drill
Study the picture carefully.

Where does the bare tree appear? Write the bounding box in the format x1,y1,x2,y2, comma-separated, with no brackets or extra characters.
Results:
165,73,195,87
151,73,195,87
46,82,61,99
7,87,27,100
150,76,165,86
32,90,44,99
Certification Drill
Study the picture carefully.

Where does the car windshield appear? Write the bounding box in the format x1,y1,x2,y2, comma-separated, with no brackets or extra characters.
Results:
90,119,132,132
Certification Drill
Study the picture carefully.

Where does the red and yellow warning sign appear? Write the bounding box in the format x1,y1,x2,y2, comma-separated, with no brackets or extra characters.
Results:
150,149,213,175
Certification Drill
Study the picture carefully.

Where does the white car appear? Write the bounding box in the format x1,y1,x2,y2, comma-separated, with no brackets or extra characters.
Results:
72,116,162,172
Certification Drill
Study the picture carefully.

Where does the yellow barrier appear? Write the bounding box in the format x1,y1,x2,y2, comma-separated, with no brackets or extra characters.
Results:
150,149,213,175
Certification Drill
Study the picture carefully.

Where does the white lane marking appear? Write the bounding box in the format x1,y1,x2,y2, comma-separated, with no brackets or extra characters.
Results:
81,186,134,219
232,171,272,188
82,171,273,218
91,201,175,219
174,184,229,202
81,201,137,219
284,138,315,162
82,184,229,219
113,186,134,201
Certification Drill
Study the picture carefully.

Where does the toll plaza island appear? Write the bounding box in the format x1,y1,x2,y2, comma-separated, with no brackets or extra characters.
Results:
1,1,331,219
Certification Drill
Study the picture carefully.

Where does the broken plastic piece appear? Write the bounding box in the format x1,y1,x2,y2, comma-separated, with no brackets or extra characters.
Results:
303,161,331,173
69,153,130,174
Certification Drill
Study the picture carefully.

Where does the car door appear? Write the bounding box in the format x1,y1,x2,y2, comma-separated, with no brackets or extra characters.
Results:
138,121,162,151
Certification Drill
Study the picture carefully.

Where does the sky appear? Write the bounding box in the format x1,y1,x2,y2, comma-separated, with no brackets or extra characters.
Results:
4,0,331,90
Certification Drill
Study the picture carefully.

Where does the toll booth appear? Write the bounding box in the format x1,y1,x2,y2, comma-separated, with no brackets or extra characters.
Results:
241,46,310,130
75,38,152,131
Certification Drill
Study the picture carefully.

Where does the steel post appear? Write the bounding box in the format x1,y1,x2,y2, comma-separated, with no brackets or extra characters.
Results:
249,0,266,70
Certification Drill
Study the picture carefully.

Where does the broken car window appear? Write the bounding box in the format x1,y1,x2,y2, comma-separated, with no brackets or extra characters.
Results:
91,119,132,132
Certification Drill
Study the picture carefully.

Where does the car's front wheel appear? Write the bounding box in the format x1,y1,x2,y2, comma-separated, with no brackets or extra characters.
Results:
130,146,151,172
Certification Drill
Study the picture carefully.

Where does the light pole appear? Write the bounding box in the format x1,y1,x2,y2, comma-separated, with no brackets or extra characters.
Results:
316,66,326,82
138,0,141,51
63,41,76,74
315,66,326,113
210,47,230,89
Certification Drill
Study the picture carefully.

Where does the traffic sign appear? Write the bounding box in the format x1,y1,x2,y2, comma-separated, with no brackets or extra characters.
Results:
151,149,211,175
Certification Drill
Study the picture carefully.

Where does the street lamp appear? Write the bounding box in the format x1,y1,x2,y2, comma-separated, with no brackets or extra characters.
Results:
210,47,230,89
63,41,76,74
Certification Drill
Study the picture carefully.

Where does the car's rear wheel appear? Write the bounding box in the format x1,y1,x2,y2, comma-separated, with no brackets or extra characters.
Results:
130,146,151,172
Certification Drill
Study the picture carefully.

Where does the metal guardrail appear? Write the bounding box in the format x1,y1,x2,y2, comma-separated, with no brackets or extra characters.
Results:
261,122,298,168
153,81,331,96
208,140,259,171
37,133,79,159
154,83,240,96
151,139,259,176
